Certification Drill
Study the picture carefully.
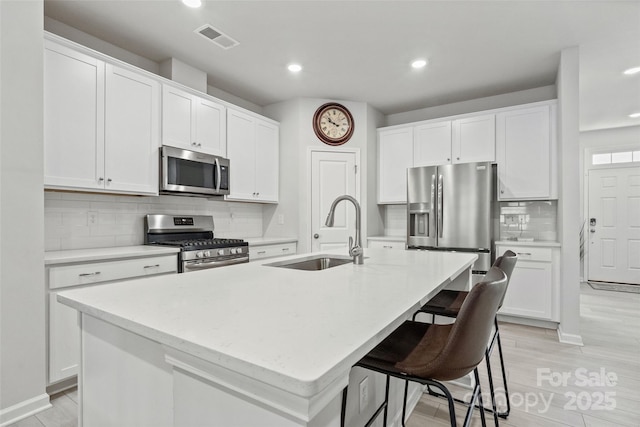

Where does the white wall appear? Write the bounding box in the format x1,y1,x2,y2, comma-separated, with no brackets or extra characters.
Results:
385,85,556,126
0,1,50,424
44,17,264,114
556,46,583,345
263,98,384,253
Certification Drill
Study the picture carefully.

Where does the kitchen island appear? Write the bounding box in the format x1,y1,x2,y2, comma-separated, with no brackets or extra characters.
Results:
58,248,476,427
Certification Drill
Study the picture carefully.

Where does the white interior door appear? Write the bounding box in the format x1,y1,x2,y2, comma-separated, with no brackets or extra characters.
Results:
311,150,359,252
588,167,640,284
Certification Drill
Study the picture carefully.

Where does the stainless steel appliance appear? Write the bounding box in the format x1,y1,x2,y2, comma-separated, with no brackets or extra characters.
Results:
407,162,495,275
160,146,230,197
144,214,248,273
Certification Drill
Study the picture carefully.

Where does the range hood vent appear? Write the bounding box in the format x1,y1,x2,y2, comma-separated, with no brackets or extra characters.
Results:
194,24,239,50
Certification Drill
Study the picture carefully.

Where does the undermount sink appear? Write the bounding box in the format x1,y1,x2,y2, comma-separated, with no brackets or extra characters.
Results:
265,254,353,271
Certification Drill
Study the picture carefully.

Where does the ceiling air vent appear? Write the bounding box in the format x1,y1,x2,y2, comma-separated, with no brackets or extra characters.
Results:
194,24,239,50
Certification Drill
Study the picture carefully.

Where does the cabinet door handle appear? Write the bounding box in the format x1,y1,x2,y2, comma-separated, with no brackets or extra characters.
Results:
517,252,532,256
79,272,101,277
98,177,104,182
107,178,112,183
144,264,160,269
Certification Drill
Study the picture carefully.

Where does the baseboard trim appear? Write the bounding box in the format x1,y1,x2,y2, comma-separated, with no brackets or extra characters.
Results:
0,393,51,427
557,325,584,346
497,314,558,330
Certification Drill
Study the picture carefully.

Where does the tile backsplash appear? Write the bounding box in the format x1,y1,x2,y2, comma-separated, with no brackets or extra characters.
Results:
382,200,558,242
383,205,407,237
45,191,264,251
499,200,557,241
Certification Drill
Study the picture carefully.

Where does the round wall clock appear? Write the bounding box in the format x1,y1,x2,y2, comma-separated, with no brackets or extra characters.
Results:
312,102,355,146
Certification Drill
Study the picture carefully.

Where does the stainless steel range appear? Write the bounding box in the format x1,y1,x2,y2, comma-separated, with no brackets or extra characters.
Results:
144,214,249,273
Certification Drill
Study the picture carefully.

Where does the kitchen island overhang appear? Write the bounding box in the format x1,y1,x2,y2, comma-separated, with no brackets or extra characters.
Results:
58,248,477,426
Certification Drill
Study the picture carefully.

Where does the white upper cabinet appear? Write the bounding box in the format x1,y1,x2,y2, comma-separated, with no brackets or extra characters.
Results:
104,64,160,195
44,40,159,195
413,115,494,167
452,114,495,164
413,121,452,167
378,126,414,204
496,104,556,200
226,108,279,203
162,84,226,157
44,41,105,191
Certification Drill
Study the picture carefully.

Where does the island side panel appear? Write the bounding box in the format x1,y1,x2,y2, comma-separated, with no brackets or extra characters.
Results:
81,314,173,427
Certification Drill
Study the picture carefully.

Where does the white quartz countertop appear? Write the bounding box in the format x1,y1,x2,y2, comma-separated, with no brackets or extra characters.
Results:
58,248,476,397
244,236,298,246
45,245,181,265
495,240,561,247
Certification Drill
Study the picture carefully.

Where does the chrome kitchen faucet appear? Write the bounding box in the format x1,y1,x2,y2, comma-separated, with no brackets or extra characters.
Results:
325,195,363,264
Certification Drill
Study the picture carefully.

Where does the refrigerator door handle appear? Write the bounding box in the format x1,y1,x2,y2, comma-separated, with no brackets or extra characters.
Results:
438,174,444,238
430,174,436,237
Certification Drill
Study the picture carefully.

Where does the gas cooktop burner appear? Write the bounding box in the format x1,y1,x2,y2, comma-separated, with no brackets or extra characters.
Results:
157,238,247,250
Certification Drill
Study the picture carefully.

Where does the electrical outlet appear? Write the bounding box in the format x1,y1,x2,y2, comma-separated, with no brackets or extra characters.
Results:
88,211,98,225
359,376,369,413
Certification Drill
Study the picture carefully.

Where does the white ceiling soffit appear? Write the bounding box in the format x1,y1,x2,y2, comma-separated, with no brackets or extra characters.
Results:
194,24,239,50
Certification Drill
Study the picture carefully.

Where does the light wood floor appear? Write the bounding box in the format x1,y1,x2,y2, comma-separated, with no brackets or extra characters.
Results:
9,283,640,427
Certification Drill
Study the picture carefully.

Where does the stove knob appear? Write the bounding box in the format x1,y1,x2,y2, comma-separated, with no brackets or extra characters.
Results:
204,250,211,257
230,248,236,254
196,251,204,258
217,249,225,256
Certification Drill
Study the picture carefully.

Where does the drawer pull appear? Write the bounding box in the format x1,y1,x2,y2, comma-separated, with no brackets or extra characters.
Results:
517,252,532,256
78,272,101,277
282,248,290,252
383,245,392,249
144,264,160,269
257,251,266,255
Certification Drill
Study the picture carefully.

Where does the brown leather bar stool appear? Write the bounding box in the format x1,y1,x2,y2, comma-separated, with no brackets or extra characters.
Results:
341,266,508,427
412,250,517,424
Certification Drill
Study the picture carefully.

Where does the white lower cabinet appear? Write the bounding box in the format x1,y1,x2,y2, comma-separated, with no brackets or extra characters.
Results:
47,254,177,384
497,244,558,322
250,242,297,261
367,238,406,250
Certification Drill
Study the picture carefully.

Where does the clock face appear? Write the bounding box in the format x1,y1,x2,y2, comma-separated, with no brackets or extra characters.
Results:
313,103,354,145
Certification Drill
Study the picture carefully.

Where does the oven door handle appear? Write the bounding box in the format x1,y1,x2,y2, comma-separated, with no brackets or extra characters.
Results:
184,256,249,270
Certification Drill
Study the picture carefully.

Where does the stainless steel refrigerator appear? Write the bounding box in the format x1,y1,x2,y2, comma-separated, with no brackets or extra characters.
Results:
407,162,495,275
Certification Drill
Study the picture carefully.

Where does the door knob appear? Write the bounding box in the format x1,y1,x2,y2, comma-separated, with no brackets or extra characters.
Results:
313,233,319,239
590,229,596,233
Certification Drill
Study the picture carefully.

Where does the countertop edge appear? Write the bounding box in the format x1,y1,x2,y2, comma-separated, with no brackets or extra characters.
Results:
366,236,406,242
495,240,561,248
244,237,298,246
45,245,181,265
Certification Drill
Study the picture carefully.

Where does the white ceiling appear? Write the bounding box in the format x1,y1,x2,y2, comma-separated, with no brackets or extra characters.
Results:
44,0,640,131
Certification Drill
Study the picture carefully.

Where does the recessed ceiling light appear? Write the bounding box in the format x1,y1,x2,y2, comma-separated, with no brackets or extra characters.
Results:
411,59,428,69
287,64,302,73
623,67,640,75
629,112,640,118
182,0,201,8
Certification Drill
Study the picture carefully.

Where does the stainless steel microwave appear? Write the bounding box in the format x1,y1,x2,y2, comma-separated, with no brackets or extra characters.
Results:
160,146,230,197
